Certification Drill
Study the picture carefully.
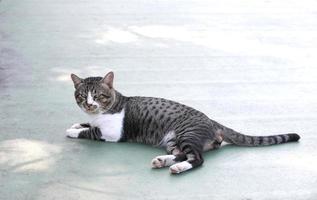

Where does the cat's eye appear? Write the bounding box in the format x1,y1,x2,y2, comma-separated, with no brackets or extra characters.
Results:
98,94,111,99
76,94,86,99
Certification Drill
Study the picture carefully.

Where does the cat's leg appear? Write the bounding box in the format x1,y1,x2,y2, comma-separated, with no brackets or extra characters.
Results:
70,123,91,129
169,141,204,174
151,144,187,168
151,134,187,168
66,127,104,141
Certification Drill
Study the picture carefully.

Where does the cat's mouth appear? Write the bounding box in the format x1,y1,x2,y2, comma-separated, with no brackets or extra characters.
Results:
82,105,100,114
85,108,99,114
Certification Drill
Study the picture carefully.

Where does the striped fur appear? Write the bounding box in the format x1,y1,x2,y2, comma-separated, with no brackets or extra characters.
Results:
68,72,301,174
221,127,300,146
78,127,104,141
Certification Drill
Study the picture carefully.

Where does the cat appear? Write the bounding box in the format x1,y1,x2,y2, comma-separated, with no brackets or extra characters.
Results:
66,71,300,174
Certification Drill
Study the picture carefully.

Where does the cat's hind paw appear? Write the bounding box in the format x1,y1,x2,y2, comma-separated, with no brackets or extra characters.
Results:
151,155,176,168
66,128,88,138
169,161,193,174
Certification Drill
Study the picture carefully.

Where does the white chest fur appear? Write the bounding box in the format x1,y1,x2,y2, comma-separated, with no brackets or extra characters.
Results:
90,109,125,142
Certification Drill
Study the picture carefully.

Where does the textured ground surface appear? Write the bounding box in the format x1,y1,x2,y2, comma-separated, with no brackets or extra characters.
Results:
1,0,317,199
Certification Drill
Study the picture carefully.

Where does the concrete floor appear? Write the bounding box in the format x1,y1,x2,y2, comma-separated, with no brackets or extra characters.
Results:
1,0,317,199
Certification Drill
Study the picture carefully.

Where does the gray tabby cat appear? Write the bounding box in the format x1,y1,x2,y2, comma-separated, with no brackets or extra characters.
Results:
66,71,300,174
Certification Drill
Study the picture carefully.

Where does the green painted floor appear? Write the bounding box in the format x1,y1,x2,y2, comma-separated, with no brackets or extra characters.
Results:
1,0,317,199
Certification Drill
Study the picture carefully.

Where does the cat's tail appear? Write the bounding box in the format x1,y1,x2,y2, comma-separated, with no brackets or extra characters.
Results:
221,128,300,147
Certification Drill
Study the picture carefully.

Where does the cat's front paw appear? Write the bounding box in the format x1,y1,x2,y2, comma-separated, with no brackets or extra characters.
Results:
70,123,83,129
66,128,88,138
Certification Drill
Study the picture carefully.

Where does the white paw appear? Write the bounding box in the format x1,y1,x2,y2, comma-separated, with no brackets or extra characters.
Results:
66,128,88,138
151,155,176,168
70,123,83,129
169,161,192,174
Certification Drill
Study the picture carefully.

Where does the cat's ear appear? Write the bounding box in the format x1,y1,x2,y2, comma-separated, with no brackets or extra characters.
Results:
70,74,83,89
101,71,114,89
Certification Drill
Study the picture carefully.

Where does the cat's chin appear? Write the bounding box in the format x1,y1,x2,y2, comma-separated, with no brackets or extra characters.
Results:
83,109,100,115
88,111,100,115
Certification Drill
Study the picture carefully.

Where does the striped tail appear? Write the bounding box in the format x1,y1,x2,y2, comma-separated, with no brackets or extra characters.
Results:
222,128,300,147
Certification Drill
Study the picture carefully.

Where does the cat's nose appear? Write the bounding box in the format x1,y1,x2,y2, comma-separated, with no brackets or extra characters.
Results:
87,104,97,110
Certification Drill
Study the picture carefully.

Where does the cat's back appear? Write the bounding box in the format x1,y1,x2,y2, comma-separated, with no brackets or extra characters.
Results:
125,96,209,123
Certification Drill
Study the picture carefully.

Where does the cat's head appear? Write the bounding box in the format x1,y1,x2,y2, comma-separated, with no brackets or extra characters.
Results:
70,71,116,115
